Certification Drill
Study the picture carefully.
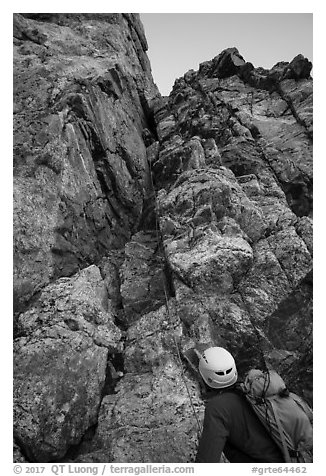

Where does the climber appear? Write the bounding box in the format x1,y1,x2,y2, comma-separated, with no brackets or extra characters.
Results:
195,347,285,463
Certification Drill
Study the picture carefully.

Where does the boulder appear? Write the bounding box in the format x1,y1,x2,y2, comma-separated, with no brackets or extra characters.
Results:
14,265,122,462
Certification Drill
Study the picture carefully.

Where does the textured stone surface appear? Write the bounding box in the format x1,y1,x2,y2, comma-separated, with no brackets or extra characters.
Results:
14,265,122,462
13,19,313,464
151,47,312,397
13,13,159,313
73,303,204,463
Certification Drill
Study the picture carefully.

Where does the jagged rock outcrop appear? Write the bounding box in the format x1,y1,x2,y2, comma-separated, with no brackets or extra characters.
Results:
14,265,123,461
13,15,313,464
150,45,312,381
151,46,312,388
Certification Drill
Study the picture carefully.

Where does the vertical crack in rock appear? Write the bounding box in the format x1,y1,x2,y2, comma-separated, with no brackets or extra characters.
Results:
275,84,312,142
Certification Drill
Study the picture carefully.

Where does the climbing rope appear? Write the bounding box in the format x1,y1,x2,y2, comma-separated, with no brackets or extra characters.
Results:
147,149,203,437
247,311,270,372
162,285,203,436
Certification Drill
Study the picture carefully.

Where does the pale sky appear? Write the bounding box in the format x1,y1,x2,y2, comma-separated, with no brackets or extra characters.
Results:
140,13,313,96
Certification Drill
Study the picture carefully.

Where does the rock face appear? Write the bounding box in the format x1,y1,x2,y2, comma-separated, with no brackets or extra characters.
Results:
150,46,312,397
13,13,159,315
13,14,313,464
14,265,123,462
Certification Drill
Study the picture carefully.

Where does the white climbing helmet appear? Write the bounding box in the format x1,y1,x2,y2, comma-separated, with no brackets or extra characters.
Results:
198,347,238,389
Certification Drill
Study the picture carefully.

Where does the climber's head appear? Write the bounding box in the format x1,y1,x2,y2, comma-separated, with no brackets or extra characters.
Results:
198,346,238,389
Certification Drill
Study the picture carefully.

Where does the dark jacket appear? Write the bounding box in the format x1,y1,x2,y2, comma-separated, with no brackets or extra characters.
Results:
195,388,285,463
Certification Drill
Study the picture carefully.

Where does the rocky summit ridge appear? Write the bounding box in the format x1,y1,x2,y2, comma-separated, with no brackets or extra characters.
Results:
13,14,312,463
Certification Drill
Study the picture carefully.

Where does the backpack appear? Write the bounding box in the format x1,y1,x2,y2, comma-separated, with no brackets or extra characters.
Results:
241,369,313,463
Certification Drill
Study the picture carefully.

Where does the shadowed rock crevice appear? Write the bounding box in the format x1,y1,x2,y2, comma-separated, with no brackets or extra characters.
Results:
283,180,313,217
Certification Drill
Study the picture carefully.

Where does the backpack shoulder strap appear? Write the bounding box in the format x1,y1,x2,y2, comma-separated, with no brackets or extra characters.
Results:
269,398,292,463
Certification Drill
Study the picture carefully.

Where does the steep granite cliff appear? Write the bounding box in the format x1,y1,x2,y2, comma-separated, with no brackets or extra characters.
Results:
13,13,159,315
13,15,312,463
